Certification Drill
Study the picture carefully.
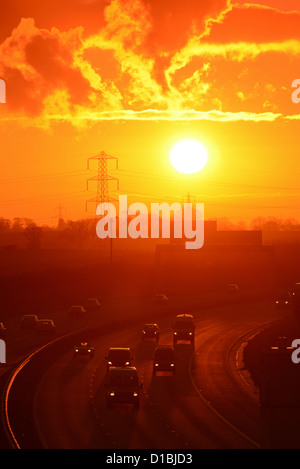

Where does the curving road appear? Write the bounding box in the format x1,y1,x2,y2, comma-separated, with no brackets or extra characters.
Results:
25,299,286,449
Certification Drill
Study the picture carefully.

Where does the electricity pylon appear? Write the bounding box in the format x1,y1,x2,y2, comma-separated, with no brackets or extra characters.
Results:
86,151,119,212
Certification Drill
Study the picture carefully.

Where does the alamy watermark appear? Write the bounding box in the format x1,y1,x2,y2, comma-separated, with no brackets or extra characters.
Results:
0,79,6,103
292,79,300,104
95,195,204,250
0,339,6,363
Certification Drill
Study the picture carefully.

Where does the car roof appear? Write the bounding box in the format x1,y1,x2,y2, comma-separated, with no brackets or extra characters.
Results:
144,323,158,327
155,345,174,350
108,347,130,351
176,314,194,319
108,366,137,374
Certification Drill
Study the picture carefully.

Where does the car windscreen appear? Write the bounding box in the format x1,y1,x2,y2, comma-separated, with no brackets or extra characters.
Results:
154,349,174,360
108,350,130,360
175,320,193,328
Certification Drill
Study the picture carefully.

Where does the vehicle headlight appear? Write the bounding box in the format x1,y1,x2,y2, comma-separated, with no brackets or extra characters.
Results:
133,392,138,397
108,361,112,365
125,361,130,365
110,392,115,396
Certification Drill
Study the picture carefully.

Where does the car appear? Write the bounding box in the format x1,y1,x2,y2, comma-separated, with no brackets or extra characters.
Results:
85,298,101,312
142,323,160,341
36,319,56,334
68,305,87,318
73,341,94,359
173,314,195,345
105,347,133,372
0,322,6,339
152,294,168,304
275,290,292,309
153,345,176,375
226,284,239,295
105,366,142,408
20,314,39,329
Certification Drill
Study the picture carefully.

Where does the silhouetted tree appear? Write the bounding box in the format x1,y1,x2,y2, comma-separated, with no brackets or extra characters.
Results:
0,218,11,231
24,222,43,249
62,219,93,248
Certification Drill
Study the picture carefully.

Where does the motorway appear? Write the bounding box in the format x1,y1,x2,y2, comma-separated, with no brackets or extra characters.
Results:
1,293,287,449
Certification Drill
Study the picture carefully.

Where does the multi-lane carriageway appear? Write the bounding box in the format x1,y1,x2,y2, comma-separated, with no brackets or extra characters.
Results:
0,291,286,449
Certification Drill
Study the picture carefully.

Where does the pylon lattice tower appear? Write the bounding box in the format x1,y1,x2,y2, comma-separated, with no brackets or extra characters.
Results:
86,151,119,212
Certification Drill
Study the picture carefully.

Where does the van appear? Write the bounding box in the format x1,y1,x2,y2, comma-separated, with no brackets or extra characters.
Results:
105,366,142,408
173,314,195,345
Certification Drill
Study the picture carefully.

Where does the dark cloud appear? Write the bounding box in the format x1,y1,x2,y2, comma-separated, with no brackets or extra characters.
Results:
25,35,91,105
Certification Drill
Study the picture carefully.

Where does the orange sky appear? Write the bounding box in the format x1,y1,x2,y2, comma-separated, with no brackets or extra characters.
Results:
0,0,300,226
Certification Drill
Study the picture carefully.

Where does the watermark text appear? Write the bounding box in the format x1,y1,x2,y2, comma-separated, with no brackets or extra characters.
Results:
96,195,204,250
0,339,6,363
0,79,6,103
292,79,300,104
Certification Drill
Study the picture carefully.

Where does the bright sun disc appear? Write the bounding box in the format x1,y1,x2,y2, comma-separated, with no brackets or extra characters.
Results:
170,139,208,174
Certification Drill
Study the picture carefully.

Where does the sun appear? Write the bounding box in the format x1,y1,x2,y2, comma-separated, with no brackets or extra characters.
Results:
170,139,208,174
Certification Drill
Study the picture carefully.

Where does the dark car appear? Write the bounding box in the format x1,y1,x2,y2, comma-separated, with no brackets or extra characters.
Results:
152,294,168,304
73,341,94,359
153,345,176,375
105,366,142,409
275,290,292,310
68,305,87,318
85,298,101,312
0,322,6,339
105,347,133,372
36,319,56,335
142,323,160,341
20,314,39,330
173,314,195,345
